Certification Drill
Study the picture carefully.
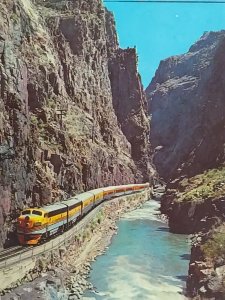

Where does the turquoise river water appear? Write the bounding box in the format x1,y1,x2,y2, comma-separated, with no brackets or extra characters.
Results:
83,199,190,300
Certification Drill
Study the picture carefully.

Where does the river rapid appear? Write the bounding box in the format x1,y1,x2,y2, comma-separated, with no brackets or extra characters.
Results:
83,199,190,300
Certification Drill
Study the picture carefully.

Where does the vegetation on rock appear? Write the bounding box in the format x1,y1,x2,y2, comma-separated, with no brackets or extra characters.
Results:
172,166,225,203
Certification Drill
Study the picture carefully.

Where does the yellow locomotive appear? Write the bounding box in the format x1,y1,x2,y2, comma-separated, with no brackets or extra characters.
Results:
17,183,149,245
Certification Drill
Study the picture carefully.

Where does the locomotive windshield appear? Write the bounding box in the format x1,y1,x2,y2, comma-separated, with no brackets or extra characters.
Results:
32,210,43,216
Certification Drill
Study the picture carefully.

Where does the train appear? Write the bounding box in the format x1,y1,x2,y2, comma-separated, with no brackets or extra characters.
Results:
17,183,150,245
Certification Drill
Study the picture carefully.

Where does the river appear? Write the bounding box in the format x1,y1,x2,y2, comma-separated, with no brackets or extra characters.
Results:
83,199,190,300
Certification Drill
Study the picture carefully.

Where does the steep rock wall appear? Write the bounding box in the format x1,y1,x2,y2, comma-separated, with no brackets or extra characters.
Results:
108,48,151,180
0,0,152,248
105,9,152,180
146,31,225,181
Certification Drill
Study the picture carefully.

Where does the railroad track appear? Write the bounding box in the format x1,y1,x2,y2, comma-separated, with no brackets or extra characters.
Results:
0,246,31,263
0,246,21,256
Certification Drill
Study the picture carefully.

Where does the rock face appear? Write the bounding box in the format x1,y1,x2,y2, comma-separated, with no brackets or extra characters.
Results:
146,31,225,181
108,48,151,180
0,0,153,248
161,181,225,235
187,225,225,299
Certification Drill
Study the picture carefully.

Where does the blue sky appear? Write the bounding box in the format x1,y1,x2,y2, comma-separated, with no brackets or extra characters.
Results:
104,1,225,87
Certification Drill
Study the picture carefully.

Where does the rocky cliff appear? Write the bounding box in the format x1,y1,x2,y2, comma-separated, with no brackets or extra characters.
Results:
160,168,225,234
0,0,153,248
146,31,225,181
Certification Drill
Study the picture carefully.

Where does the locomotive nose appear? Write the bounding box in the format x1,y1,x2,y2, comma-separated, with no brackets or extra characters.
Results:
18,215,33,228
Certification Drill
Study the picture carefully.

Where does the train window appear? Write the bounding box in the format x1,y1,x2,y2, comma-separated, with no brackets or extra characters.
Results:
22,210,31,215
32,210,42,216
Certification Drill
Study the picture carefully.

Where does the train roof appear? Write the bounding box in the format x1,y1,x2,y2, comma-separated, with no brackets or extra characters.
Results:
41,191,97,212
76,191,96,201
100,186,113,191
62,196,81,206
41,203,66,212
86,188,104,195
62,191,99,206
25,183,149,213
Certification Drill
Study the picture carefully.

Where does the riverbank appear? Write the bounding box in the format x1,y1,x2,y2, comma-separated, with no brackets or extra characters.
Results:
2,189,150,300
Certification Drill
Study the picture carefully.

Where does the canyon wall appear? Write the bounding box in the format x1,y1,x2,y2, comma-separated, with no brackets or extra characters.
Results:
0,0,153,248
147,31,225,298
146,31,225,181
